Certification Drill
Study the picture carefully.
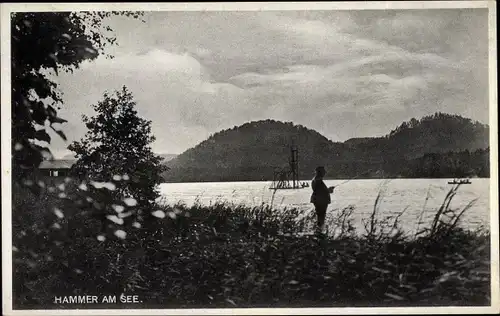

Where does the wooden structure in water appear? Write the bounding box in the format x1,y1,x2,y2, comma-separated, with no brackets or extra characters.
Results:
269,145,309,190
448,178,472,185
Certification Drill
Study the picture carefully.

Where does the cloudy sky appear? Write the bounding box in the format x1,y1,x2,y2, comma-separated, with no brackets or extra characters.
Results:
46,8,489,158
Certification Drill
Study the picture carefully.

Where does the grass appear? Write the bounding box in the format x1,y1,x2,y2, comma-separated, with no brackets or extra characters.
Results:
11,178,491,309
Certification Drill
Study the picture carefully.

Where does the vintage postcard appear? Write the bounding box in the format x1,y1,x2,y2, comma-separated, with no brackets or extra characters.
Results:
1,1,498,315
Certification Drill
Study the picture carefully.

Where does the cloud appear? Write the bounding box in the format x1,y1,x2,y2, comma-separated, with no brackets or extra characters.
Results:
44,9,489,157
49,49,252,155
223,37,477,139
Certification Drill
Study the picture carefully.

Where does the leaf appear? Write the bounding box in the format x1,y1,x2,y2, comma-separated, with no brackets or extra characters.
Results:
106,215,124,225
151,210,166,218
34,129,51,143
49,116,68,124
437,271,458,283
46,105,57,117
399,284,417,292
53,208,64,219
51,127,67,141
46,105,67,124
385,293,405,301
123,197,137,207
225,298,236,306
419,288,435,294
372,266,391,274
31,101,47,124
114,230,127,239
472,269,490,275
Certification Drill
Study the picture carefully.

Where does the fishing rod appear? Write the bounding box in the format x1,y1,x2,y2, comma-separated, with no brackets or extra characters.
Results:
333,168,378,188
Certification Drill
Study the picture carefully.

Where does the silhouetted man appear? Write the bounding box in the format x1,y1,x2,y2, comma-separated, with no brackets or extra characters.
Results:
310,166,335,231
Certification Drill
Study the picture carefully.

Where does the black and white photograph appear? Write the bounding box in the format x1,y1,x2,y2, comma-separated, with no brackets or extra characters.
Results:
1,1,498,315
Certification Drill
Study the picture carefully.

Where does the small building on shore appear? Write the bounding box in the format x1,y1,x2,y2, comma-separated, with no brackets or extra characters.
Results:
38,159,75,177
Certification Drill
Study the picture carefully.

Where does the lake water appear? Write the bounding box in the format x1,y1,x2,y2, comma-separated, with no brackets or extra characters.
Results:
157,179,490,234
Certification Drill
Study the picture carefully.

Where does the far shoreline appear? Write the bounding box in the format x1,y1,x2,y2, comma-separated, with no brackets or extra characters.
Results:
160,177,491,185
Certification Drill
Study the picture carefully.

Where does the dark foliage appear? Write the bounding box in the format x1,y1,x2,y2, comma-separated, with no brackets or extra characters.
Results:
68,86,167,208
404,148,490,178
12,184,490,309
11,11,143,180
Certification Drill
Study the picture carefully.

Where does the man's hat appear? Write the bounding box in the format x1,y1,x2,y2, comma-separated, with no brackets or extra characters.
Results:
315,166,325,173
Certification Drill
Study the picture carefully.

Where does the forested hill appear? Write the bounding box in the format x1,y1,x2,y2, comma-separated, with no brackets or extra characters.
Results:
380,112,488,159
164,120,346,182
162,113,490,182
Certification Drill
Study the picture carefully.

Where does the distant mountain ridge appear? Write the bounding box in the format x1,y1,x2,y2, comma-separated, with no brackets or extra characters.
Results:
162,112,489,182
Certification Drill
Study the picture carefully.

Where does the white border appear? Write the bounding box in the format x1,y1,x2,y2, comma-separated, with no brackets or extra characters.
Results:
1,1,498,315
0,1,492,12
487,0,500,311
1,1,14,315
